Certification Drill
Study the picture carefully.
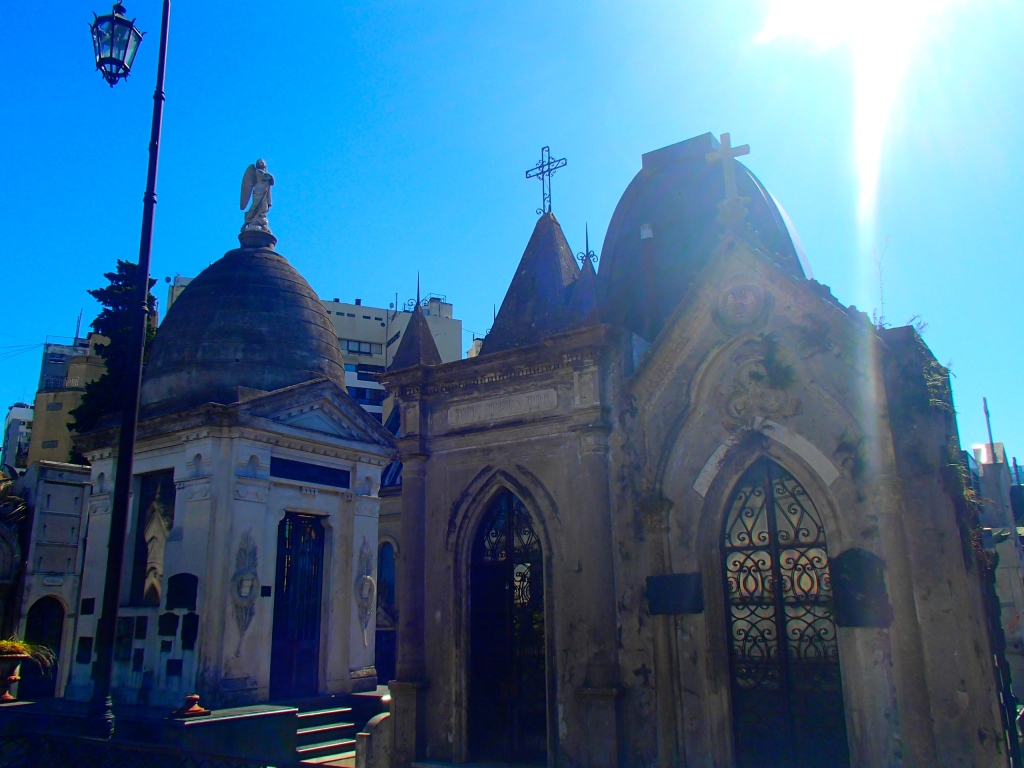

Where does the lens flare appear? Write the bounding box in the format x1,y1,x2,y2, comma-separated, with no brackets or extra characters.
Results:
757,0,952,228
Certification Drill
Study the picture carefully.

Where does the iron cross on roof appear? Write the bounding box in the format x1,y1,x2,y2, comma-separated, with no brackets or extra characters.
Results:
706,132,750,201
526,146,567,215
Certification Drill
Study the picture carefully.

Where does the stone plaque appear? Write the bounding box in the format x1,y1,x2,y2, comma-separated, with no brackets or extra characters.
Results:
158,612,180,637
448,389,558,427
166,572,199,611
832,549,893,628
646,572,704,615
181,612,199,651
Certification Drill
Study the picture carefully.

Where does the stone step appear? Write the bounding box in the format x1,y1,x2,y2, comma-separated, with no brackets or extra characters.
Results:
296,737,357,762
296,706,354,729
301,752,356,766
297,721,356,747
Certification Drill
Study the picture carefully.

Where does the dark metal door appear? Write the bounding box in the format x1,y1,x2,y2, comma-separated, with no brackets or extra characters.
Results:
722,458,850,768
19,596,63,699
270,514,325,699
469,489,547,765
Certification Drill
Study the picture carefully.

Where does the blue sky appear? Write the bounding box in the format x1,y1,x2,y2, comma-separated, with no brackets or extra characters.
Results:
2,1,1021,460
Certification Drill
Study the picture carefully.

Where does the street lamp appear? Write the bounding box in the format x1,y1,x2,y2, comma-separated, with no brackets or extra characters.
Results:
87,0,170,739
90,4,144,87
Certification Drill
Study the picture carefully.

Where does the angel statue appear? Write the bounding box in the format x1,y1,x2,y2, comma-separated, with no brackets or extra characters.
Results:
240,159,275,231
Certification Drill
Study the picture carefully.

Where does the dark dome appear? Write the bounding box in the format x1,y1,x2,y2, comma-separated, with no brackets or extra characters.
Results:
140,246,345,417
598,133,809,340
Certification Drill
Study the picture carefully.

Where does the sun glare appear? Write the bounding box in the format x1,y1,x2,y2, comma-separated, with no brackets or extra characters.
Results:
758,0,953,228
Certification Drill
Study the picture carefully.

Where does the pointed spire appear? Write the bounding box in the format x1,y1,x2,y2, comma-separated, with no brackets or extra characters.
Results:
389,281,442,370
482,212,581,354
566,226,599,328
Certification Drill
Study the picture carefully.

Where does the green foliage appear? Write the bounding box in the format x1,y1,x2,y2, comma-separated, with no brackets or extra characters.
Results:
0,637,55,672
923,357,954,414
69,261,157,436
760,334,795,390
938,436,988,573
0,475,26,528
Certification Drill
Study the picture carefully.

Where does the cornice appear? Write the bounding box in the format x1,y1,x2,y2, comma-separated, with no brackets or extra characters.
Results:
381,324,617,399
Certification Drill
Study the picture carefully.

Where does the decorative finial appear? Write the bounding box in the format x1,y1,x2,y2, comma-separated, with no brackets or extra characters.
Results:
416,272,421,306
705,133,751,232
239,159,277,248
576,223,598,266
525,146,567,216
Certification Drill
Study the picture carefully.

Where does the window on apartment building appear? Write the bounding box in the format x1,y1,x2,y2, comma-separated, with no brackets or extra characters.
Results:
347,313,355,318
46,402,63,411
348,387,386,406
363,315,371,319
344,340,384,356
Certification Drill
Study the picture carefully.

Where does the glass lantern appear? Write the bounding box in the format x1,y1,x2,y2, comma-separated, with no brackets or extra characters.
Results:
90,3,144,87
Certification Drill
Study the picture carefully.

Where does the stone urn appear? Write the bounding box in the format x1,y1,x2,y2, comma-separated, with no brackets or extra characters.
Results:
0,653,28,702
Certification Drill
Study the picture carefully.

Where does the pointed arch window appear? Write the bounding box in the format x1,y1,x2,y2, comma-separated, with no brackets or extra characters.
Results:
722,458,850,768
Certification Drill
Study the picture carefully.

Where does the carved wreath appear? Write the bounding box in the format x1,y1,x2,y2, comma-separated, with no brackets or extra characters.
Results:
231,532,260,657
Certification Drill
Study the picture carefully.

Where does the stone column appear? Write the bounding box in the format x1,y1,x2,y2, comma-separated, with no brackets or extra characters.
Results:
392,442,428,767
574,425,622,767
640,495,681,768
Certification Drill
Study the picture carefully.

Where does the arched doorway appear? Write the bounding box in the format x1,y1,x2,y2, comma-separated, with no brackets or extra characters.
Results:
468,488,547,764
19,596,63,699
722,458,849,768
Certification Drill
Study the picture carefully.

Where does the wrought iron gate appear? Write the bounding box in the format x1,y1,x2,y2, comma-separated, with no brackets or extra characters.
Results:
270,513,325,699
722,458,850,768
469,489,547,764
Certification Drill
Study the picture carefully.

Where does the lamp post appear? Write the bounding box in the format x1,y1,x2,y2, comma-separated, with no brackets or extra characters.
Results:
87,0,170,738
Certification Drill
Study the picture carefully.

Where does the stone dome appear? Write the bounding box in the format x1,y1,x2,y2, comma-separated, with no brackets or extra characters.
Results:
598,133,810,341
139,245,345,418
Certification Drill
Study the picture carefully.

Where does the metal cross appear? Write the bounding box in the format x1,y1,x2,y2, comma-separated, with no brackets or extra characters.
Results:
705,132,750,201
526,146,567,215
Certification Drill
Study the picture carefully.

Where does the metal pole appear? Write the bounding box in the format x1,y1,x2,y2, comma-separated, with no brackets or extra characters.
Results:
89,0,170,738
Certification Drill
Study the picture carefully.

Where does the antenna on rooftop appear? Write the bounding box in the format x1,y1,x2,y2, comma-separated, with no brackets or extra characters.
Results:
984,397,999,465
75,309,84,341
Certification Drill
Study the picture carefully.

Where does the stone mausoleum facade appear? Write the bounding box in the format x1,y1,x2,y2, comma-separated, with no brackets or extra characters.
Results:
69,233,395,709
378,134,1012,767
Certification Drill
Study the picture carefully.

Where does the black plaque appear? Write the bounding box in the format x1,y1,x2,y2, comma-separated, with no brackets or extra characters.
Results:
261,585,272,598
80,597,95,616
181,612,199,651
76,636,93,664
832,548,893,628
158,612,180,637
646,572,704,615
270,457,350,489
166,573,198,611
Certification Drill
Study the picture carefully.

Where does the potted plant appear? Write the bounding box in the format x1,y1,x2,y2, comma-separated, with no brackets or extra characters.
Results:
0,638,54,702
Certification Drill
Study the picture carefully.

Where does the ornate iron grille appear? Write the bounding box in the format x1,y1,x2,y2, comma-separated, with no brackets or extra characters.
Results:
270,513,325,699
722,458,850,768
469,489,547,764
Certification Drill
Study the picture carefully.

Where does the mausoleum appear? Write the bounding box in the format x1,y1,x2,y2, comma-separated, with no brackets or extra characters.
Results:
377,133,1012,768
69,222,396,709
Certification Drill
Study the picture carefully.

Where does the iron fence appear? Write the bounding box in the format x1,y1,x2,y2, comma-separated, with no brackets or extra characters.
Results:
0,732,305,768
